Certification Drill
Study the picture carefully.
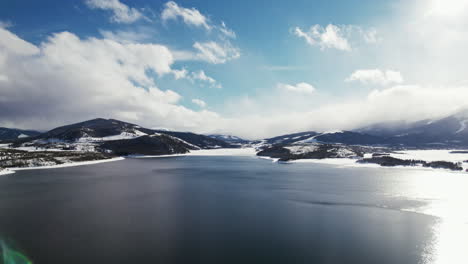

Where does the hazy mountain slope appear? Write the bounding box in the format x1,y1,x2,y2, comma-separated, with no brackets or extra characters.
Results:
0,128,41,141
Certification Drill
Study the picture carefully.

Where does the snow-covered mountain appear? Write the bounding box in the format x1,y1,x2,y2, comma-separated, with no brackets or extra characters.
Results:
10,118,236,155
256,109,468,148
263,131,319,145
0,127,41,141
260,130,386,146
207,134,250,144
356,109,468,147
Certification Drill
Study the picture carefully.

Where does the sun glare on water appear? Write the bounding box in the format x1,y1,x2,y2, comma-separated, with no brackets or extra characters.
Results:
394,170,468,264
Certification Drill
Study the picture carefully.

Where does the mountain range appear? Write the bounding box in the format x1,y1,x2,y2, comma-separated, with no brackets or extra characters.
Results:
261,110,468,148
2,109,468,156
4,118,236,156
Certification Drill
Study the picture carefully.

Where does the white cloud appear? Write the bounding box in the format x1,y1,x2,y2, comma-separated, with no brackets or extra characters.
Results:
85,0,143,23
160,2,239,64
193,41,240,64
161,1,210,30
168,68,222,88
277,82,316,94
361,28,379,43
293,24,379,51
346,69,404,86
99,29,152,44
219,21,236,38
191,70,222,88
192,98,206,108
294,24,351,51
2,27,468,139
171,68,188,80
0,28,40,55
0,27,222,131
0,20,12,28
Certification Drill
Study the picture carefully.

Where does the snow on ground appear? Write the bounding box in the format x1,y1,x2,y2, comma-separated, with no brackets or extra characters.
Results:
10,157,125,171
285,145,319,154
188,148,256,156
456,120,468,133
274,149,468,173
295,135,318,144
390,150,468,170
77,131,148,143
0,168,14,176
131,148,257,158
283,157,468,173
17,134,29,138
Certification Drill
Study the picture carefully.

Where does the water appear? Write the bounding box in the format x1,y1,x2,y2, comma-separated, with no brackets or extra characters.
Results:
0,156,467,264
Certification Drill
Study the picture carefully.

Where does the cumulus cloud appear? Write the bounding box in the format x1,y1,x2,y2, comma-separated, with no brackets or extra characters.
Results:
0,28,40,55
192,98,206,108
1,25,467,139
85,0,143,23
0,27,221,131
190,70,222,88
192,41,240,64
161,1,210,30
277,82,316,94
293,24,378,51
346,69,404,86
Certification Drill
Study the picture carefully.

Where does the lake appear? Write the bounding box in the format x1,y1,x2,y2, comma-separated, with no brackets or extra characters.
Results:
0,156,467,264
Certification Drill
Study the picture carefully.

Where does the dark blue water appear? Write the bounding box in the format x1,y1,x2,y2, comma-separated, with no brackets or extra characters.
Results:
0,156,462,264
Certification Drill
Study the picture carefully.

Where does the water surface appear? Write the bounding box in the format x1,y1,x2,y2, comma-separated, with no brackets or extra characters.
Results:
0,156,467,264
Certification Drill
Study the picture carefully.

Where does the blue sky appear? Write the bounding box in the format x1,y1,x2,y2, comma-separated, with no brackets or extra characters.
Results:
1,0,468,138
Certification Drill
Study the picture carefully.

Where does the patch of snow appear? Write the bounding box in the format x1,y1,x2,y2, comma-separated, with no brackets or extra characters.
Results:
456,120,468,133
279,156,467,174
0,168,14,176
163,134,202,150
77,131,147,143
389,150,468,170
295,136,319,144
335,148,356,158
17,134,29,138
322,130,343,134
285,145,319,154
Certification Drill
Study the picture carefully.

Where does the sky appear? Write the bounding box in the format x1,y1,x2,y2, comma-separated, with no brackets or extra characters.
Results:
1,0,468,139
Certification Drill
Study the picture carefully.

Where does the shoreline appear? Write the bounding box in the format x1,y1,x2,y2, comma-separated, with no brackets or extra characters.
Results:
9,157,125,172
0,169,15,176
3,148,467,175
129,148,257,158
276,157,468,174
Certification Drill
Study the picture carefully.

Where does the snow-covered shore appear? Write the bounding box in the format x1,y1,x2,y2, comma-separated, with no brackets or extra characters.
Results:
9,157,125,172
278,149,468,173
0,168,15,176
129,148,257,158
